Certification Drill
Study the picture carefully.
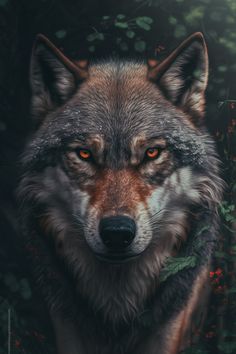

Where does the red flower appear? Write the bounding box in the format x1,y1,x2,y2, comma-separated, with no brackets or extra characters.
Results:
215,268,223,277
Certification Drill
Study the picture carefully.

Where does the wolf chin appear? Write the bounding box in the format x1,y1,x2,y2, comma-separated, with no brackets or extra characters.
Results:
18,32,223,354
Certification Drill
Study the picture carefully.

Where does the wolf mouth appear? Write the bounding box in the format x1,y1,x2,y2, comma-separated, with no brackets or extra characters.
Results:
95,252,141,264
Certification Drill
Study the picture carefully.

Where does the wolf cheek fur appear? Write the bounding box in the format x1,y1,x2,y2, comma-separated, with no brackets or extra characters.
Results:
18,32,224,354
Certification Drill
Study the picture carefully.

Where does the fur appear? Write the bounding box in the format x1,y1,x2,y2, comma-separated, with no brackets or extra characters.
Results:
17,33,224,354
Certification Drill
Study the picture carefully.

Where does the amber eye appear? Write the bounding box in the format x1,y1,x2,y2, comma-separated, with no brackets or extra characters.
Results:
76,148,92,161
145,147,160,160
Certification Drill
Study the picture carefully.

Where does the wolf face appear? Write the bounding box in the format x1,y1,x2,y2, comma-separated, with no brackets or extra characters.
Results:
19,33,223,323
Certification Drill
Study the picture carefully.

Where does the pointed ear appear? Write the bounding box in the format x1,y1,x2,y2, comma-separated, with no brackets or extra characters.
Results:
30,34,88,121
147,33,208,120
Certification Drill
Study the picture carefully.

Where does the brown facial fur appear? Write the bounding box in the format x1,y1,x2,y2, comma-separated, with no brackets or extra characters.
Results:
83,168,153,218
64,135,173,222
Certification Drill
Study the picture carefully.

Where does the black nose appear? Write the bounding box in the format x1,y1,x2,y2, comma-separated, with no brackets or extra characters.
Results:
99,216,136,251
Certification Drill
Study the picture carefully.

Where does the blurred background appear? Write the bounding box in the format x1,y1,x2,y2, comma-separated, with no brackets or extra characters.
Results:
0,0,235,353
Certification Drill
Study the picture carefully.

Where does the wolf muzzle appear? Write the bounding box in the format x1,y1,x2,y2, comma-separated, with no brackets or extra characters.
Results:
96,216,138,263
99,216,136,251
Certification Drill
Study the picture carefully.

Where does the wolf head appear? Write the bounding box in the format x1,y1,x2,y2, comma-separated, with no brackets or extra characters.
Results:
19,33,223,321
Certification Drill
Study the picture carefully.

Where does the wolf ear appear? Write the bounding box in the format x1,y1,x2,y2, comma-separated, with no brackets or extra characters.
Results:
30,34,88,121
148,32,208,120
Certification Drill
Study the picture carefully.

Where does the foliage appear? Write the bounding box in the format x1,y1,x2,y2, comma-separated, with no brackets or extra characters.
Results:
160,256,197,282
85,14,153,53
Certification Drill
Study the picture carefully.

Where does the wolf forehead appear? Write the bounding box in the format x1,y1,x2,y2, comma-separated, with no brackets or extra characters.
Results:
47,60,187,130
25,60,207,167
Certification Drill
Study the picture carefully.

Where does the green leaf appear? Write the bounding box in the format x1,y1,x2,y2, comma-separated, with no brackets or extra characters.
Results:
140,16,153,24
185,6,204,25
117,14,126,20
55,30,67,39
102,15,110,20
134,40,146,52
126,30,135,39
97,33,105,41
218,65,227,73
135,18,151,31
160,256,197,282
174,24,187,38
169,16,178,25
225,214,236,222
87,33,96,42
142,23,151,31
115,21,129,29
219,37,236,55
87,32,104,42
194,224,210,237
88,46,95,52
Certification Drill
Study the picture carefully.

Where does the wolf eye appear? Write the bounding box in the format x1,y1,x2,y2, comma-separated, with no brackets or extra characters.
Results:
145,147,161,160
76,148,92,161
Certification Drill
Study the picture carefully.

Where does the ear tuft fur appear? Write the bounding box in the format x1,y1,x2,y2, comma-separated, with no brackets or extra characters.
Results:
30,34,88,122
147,33,208,121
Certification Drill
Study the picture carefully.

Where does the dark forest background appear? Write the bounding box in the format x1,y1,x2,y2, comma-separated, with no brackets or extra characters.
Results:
0,0,236,353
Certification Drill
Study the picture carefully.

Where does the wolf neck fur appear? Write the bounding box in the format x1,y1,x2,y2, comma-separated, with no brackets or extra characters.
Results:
65,245,166,325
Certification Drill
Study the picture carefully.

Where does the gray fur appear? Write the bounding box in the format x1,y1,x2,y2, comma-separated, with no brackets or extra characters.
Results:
18,34,224,354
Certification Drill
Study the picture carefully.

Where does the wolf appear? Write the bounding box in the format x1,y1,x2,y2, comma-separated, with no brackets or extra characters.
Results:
18,32,223,354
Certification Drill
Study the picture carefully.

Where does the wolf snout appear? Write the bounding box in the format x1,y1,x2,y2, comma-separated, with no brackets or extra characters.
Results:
99,216,136,252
